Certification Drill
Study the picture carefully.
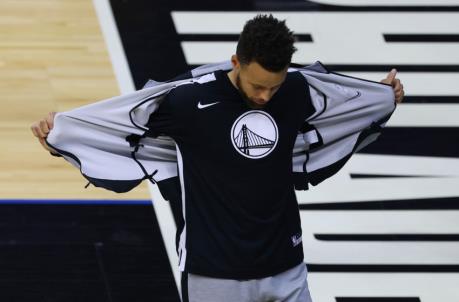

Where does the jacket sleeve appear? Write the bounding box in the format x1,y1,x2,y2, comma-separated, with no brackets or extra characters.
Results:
42,62,231,193
45,83,179,193
292,62,396,190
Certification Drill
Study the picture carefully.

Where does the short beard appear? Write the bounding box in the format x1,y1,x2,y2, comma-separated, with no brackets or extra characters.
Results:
236,73,264,109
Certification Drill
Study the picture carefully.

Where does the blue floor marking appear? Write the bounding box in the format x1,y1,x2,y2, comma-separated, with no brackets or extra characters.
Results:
0,199,152,205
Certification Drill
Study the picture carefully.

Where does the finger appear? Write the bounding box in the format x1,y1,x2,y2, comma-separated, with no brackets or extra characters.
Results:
40,119,50,135
47,111,56,129
396,91,404,103
30,123,40,138
34,122,46,138
385,68,397,83
398,86,405,96
394,80,403,91
399,90,405,103
38,137,52,152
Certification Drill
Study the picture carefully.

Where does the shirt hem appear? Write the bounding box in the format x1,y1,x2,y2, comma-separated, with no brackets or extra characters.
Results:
185,256,304,280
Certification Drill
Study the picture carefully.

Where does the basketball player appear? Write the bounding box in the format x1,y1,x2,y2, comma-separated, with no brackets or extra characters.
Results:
32,14,404,302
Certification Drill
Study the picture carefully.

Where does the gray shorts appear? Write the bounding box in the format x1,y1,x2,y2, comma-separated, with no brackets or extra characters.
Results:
181,263,313,302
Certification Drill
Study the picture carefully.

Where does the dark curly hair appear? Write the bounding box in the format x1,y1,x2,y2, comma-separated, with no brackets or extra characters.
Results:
236,14,297,72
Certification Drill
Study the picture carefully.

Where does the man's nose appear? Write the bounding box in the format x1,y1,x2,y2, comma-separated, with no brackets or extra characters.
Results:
258,90,271,102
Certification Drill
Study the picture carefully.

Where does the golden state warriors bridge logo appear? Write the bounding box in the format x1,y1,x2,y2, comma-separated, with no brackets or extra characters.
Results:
231,111,279,159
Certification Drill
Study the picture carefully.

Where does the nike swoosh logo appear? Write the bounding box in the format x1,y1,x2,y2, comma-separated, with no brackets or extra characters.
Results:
346,91,361,102
197,101,220,109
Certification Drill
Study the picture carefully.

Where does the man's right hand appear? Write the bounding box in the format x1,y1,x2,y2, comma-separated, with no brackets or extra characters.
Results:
30,111,58,154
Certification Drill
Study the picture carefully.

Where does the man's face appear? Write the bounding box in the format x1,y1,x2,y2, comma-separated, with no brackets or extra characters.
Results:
234,59,288,109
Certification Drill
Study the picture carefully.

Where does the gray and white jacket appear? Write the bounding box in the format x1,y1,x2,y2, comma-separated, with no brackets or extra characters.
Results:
46,61,396,193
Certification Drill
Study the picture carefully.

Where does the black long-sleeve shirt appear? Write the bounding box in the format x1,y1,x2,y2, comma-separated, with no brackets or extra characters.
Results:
148,69,315,279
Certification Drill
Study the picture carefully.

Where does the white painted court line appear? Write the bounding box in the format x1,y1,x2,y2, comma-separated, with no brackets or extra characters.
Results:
149,183,181,293
92,0,182,295
93,0,135,95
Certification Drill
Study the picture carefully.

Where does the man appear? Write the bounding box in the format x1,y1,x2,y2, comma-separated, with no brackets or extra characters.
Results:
32,14,404,302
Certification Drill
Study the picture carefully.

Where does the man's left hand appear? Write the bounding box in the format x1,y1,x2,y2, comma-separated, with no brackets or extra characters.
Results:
381,69,404,104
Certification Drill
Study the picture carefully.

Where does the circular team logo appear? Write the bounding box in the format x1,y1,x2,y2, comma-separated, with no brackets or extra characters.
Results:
231,110,279,159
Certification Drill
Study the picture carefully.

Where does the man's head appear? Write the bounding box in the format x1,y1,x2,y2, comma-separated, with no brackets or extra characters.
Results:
231,14,297,108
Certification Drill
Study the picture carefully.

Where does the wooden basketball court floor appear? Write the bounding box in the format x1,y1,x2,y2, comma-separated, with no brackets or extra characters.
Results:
0,1,179,300
0,0,149,200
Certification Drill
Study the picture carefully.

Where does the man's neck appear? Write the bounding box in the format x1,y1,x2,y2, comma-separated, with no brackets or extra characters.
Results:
227,69,238,90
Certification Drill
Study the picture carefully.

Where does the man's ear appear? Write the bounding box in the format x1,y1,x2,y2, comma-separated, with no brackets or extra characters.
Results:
231,54,240,70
